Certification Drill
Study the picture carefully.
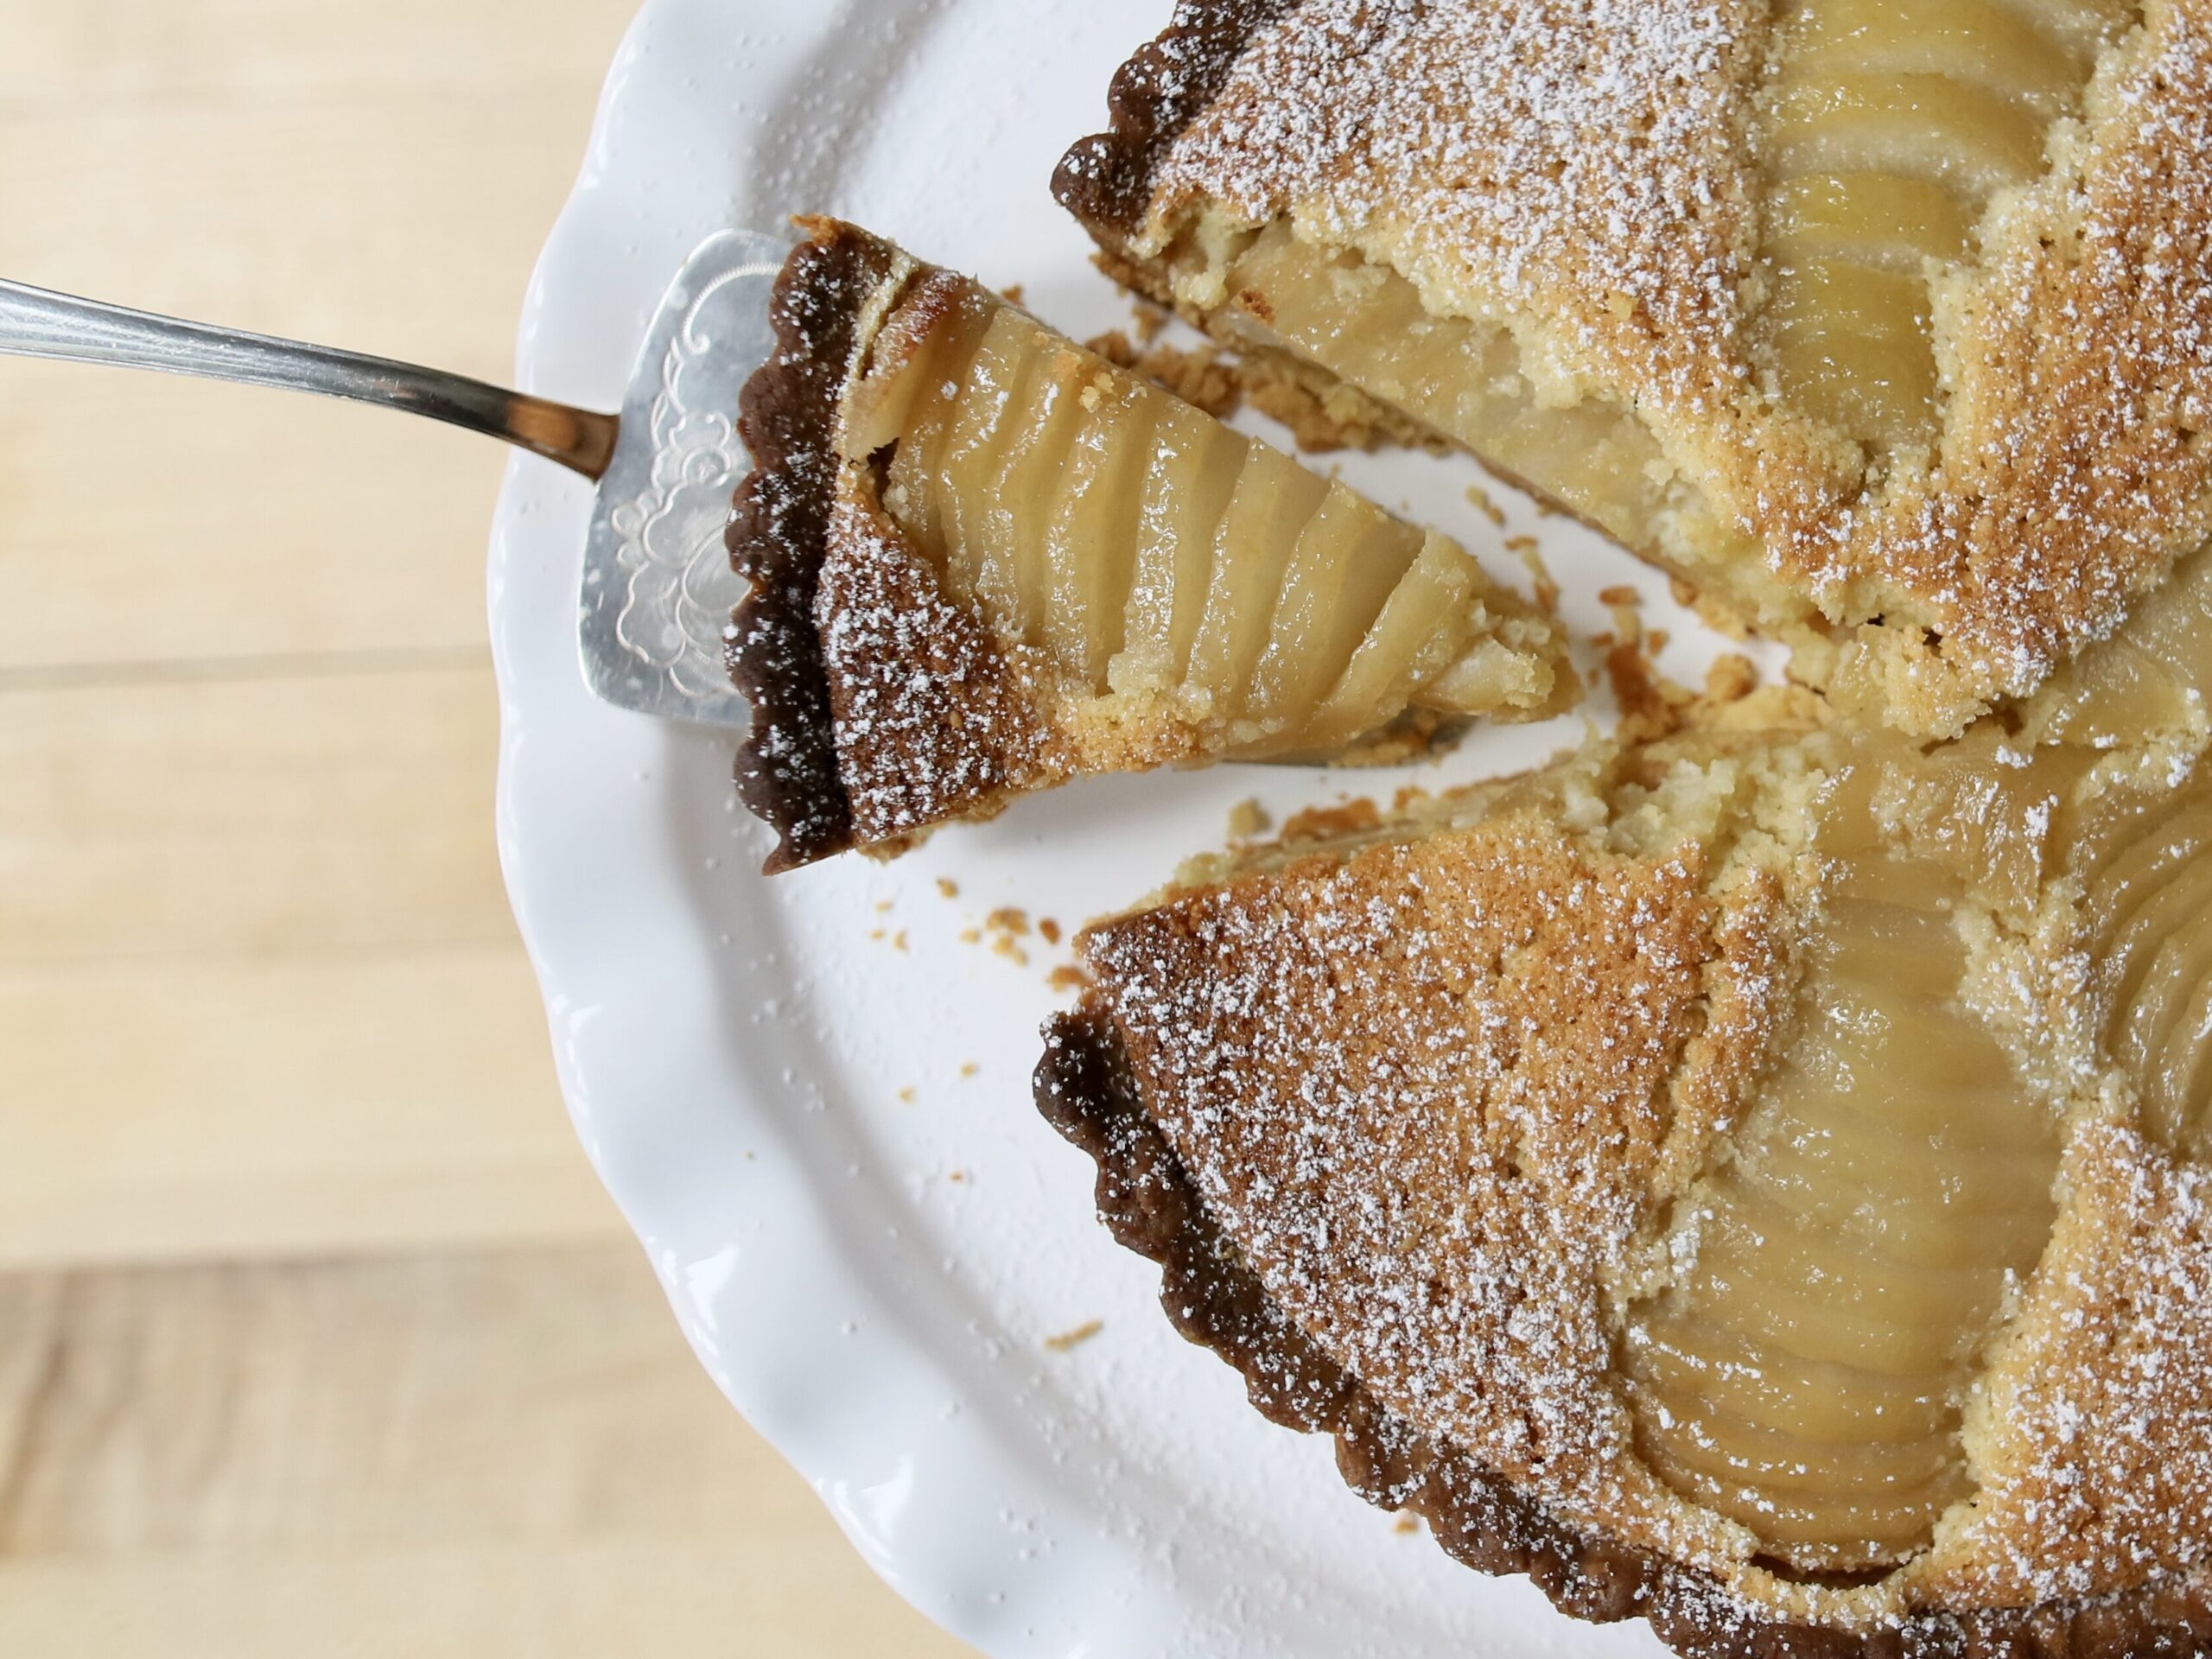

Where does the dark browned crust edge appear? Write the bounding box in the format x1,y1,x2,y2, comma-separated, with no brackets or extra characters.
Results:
1033,1001,2212,1659
726,222,904,874
1051,0,1294,237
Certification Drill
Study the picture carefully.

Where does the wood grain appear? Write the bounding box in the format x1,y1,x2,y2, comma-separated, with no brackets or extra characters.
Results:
0,949,613,1268
1,665,511,964
0,0,982,1649
0,1248,972,1656
0,0,635,111
0,98,599,672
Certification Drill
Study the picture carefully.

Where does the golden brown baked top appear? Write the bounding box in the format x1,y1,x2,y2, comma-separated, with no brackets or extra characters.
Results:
1062,0,2212,737
1084,803,1796,1534
1122,0,1770,429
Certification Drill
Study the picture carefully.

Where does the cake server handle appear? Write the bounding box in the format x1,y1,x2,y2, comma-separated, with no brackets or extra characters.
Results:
0,276,619,481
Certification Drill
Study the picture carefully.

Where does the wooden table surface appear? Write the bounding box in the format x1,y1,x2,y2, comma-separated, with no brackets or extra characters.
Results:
0,3,976,1651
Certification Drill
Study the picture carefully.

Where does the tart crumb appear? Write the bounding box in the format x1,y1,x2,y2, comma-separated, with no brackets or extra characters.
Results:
1090,302,1371,447
1706,652,1760,704
936,878,959,899
1048,963,1092,995
1084,331,1242,419
1241,355,1376,451
1044,1319,1104,1353
958,1062,978,1079
897,1086,917,1105
1086,328,1138,368
1510,537,1560,615
1039,918,1063,945
986,906,1033,966
1227,797,1272,840
1602,585,1644,648
1282,798,1382,842
1606,638,1696,740
1465,484,1507,529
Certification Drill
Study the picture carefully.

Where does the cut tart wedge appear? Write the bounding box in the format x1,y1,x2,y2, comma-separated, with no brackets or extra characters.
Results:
726,218,1572,872
1056,0,2212,739
1036,595,2212,1653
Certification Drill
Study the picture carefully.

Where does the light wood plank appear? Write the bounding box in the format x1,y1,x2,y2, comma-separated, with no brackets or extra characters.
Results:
0,1246,975,1655
0,950,615,1268
0,369,510,669
0,99,589,363
0,92,608,673
0,665,512,964
0,0,633,112
0,1247,734,1548
0,1537,981,1659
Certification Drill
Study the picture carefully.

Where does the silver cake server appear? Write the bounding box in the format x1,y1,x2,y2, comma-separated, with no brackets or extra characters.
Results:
0,228,791,726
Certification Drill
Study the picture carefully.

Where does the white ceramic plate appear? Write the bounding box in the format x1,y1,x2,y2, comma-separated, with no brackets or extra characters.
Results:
491,3,1758,1654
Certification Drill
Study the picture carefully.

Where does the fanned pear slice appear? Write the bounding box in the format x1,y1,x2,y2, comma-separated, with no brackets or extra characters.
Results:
728,218,1573,870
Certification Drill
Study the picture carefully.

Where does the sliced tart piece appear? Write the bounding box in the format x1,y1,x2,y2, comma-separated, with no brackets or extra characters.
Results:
1038,718,2212,1655
1055,0,2209,738
727,218,1571,871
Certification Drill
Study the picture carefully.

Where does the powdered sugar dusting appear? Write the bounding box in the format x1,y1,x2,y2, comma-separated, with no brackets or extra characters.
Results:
1919,1121,2212,1610
1082,811,1786,1555
1821,0,2212,716
817,487,1062,842
1147,0,1765,411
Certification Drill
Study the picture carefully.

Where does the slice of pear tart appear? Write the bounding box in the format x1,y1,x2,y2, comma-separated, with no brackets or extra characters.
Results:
727,218,1571,871
1039,659,2212,1656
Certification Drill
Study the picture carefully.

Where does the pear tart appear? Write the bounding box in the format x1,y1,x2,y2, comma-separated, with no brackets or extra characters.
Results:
1037,683,2212,1653
1056,0,2212,738
728,219,1570,871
